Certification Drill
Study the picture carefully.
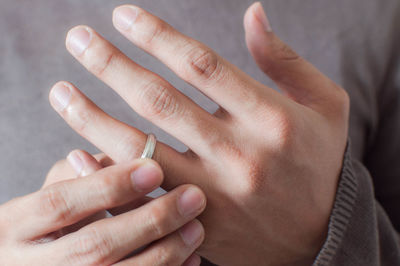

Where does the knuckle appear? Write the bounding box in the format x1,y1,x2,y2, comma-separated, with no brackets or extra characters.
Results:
215,140,265,195
213,137,243,161
182,46,221,81
201,127,231,156
68,228,111,265
114,132,143,160
258,41,300,75
267,108,295,151
275,42,300,62
91,176,116,207
233,158,273,198
146,204,170,239
153,246,177,266
90,51,117,78
141,19,168,46
239,159,266,196
138,82,181,120
68,104,96,133
38,185,72,224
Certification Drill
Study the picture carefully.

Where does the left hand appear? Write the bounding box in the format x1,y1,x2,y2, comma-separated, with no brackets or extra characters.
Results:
49,3,349,265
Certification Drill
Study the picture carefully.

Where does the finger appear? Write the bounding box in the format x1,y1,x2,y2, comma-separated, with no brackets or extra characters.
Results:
67,149,102,177
14,159,163,240
115,220,204,266
65,26,224,157
55,185,206,265
112,5,269,117
108,196,153,216
93,153,115,167
64,150,106,234
244,2,348,116
43,158,78,188
45,149,102,189
49,82,192,188
67,152,154,217
43,152,114,188
183,253,202,266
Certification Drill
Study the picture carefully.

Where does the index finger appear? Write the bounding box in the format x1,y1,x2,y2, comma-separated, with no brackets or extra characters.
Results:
112,5,277,116
10,159,163,241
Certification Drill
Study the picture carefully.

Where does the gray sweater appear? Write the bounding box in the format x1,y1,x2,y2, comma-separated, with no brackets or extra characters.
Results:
0,0,399,265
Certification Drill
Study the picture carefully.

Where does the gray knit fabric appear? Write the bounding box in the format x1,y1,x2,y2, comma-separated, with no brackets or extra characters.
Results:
314,144,358,265
315,144,400,265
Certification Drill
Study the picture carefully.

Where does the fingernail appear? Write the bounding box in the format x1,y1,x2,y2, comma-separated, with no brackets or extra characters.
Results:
67,151,83,175
178,187,205,218
179,220,204,247
51,83,71,111
130,161,162,192
183,254,202,266
255,2,272,32
114,6,138,30
67,27,92,55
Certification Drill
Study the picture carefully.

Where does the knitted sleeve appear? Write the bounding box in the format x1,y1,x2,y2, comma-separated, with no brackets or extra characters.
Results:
314,145,400,265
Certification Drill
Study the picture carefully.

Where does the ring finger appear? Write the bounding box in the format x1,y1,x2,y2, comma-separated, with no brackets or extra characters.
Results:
49,81,192,188
65,26,226,157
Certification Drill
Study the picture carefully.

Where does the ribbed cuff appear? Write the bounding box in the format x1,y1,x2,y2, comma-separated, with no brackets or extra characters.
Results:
313,143,358,265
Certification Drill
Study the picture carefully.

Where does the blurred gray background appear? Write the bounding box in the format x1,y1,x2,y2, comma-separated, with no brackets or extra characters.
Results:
0,0,398,203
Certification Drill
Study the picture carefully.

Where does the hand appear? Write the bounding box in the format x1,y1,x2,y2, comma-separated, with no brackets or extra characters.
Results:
49,2,349,265
0,156,206,265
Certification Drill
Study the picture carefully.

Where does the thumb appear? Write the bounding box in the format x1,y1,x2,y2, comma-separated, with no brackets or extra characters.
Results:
244,2,347,114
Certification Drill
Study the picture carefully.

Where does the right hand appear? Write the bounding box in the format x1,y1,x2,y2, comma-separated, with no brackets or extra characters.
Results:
0,156,206,265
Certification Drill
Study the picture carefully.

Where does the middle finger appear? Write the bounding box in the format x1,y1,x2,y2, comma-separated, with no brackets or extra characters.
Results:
66,26,225,157
113,5,270,116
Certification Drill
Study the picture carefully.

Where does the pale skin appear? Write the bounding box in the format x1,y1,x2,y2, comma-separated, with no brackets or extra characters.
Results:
0,150,206,266
0,2,350,266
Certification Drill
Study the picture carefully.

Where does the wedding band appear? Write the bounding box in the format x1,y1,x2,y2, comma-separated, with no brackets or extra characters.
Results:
141,134,157,159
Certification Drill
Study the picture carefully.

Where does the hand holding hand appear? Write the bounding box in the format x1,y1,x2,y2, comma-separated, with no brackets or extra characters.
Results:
0,154,206,265
50,2,349,265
